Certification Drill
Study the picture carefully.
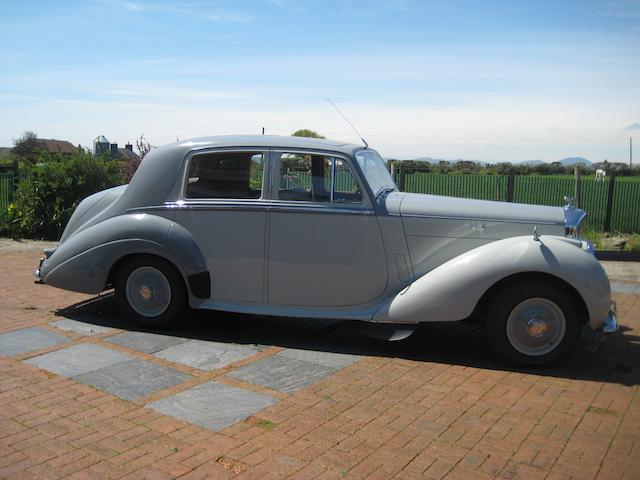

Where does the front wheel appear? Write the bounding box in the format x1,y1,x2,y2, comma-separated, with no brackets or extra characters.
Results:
115,256,186,328
486,282,580,366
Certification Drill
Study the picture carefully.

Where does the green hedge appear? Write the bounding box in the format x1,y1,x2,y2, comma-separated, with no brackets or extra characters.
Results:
1,152,124,239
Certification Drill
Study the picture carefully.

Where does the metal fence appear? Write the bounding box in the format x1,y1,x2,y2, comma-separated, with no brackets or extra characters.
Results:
0,172,23,212
396,170,640,233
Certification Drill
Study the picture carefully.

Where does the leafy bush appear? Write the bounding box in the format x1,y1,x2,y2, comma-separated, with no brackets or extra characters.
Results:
2,151,124,239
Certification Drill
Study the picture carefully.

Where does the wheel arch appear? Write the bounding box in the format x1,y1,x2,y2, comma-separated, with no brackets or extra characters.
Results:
107,251,210,300
107,252,180,288
472,271,590,325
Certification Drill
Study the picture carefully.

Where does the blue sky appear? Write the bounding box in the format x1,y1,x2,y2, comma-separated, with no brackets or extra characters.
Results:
1,0,639,162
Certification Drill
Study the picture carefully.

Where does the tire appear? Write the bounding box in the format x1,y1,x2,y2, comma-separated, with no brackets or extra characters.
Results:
486,281,580,366
115,256,187,328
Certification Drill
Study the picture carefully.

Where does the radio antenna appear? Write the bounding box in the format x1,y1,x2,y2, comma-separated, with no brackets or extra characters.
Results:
326,97,368,149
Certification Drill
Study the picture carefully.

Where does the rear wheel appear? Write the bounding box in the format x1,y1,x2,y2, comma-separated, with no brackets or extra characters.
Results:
486,281,580,366
115,256,186,328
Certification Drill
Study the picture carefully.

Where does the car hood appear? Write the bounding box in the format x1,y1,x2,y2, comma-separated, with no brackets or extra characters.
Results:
396,192,563,223
385,192,566,239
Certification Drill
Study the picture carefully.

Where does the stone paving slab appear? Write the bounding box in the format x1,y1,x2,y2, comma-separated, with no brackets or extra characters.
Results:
610,281,640,295
51,319,114,336
0,327,69,356
74,358,191,400
153,339,262,370
277,347,360,369
105,330,188,353
227,353,337,393
148,381,277,431
25,343,133,377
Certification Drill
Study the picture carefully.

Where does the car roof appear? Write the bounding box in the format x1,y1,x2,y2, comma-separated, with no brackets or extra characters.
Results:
118,135,369,211
162,134,364,156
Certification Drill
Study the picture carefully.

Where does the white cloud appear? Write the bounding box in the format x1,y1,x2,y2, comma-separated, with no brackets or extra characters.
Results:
103,0,256,22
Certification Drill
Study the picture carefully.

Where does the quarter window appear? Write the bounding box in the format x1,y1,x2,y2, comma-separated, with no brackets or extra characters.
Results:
185,152,264,199
278,153,362,203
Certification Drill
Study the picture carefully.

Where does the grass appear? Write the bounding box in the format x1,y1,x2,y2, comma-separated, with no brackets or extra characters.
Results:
256,419,276,430
587,406,619,416
584,231,640,252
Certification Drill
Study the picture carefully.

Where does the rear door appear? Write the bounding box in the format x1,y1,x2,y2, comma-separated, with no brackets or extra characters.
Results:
173,149,268,303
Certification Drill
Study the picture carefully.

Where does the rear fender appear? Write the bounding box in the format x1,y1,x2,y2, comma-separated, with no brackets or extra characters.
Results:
373,235,611,329
41,214,208,298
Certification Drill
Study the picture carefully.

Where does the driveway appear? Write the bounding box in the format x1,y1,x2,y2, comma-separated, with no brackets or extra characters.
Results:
0,239,638,479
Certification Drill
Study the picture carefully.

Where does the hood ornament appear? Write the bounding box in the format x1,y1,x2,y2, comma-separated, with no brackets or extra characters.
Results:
563,196,576,209
533,225,540,242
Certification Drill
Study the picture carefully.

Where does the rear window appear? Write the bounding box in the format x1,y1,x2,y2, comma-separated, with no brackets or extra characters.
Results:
185,151,264,199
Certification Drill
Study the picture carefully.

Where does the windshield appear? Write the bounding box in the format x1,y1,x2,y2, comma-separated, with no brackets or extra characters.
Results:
355,150,397,197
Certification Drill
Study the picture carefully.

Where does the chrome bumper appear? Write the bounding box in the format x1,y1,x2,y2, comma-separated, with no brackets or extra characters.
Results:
34,247,55,284
601,301,618,333
34,257,44,284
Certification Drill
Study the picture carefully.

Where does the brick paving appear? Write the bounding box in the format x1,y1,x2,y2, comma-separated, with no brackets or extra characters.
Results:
0,241,639,479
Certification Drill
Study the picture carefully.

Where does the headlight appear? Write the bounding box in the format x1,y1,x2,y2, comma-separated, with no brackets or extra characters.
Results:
581,240,596,255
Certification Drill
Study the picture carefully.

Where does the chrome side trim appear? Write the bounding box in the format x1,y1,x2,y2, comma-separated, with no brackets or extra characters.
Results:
396,213,563,225
269,205,375,215
127,202,374,216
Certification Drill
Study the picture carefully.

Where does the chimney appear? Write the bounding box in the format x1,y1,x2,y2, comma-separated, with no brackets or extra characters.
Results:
125,143,133,152
110,143,118,157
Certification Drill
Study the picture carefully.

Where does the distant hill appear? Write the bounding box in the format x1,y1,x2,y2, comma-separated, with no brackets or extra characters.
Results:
389,156,593,167
400,156,489,166
517,160,545,166
559,157,592,167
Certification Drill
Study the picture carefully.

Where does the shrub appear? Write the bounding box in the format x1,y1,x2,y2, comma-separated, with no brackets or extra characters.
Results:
2,151,124,239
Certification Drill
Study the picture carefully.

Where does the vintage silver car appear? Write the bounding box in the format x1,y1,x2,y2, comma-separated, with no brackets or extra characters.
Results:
35,135,617,365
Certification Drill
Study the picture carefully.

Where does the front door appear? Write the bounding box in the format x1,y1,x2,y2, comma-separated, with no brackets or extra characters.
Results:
268,151,388,307
173,149,268,303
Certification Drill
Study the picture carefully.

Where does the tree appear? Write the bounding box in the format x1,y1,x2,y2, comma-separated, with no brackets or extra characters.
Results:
291,129,325,139
136,134,155,159
12,131,40,163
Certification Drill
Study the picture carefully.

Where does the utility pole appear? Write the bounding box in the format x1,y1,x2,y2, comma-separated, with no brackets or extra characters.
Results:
631,137,633,168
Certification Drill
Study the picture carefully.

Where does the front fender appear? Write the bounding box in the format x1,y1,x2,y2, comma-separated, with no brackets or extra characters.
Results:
41,214,208,296
373,235,611,329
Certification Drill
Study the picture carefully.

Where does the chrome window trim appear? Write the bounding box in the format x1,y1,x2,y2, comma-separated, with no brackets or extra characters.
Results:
180,148,270,201
273,149,370,208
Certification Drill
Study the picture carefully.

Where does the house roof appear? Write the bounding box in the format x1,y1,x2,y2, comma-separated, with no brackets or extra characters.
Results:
113,148,141,162
36,139,77,155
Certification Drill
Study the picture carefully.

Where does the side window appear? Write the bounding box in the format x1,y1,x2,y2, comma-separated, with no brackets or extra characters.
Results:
185,152,264,199
333,158,363,203
278,153,362,203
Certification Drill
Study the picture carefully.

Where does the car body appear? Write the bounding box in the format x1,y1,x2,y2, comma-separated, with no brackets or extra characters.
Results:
35,135,617,365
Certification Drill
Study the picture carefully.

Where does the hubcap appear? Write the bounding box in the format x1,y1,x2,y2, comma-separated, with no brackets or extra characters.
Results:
527,318,547,337
125,266,171,318
139,285,154,301
506,298,566,356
